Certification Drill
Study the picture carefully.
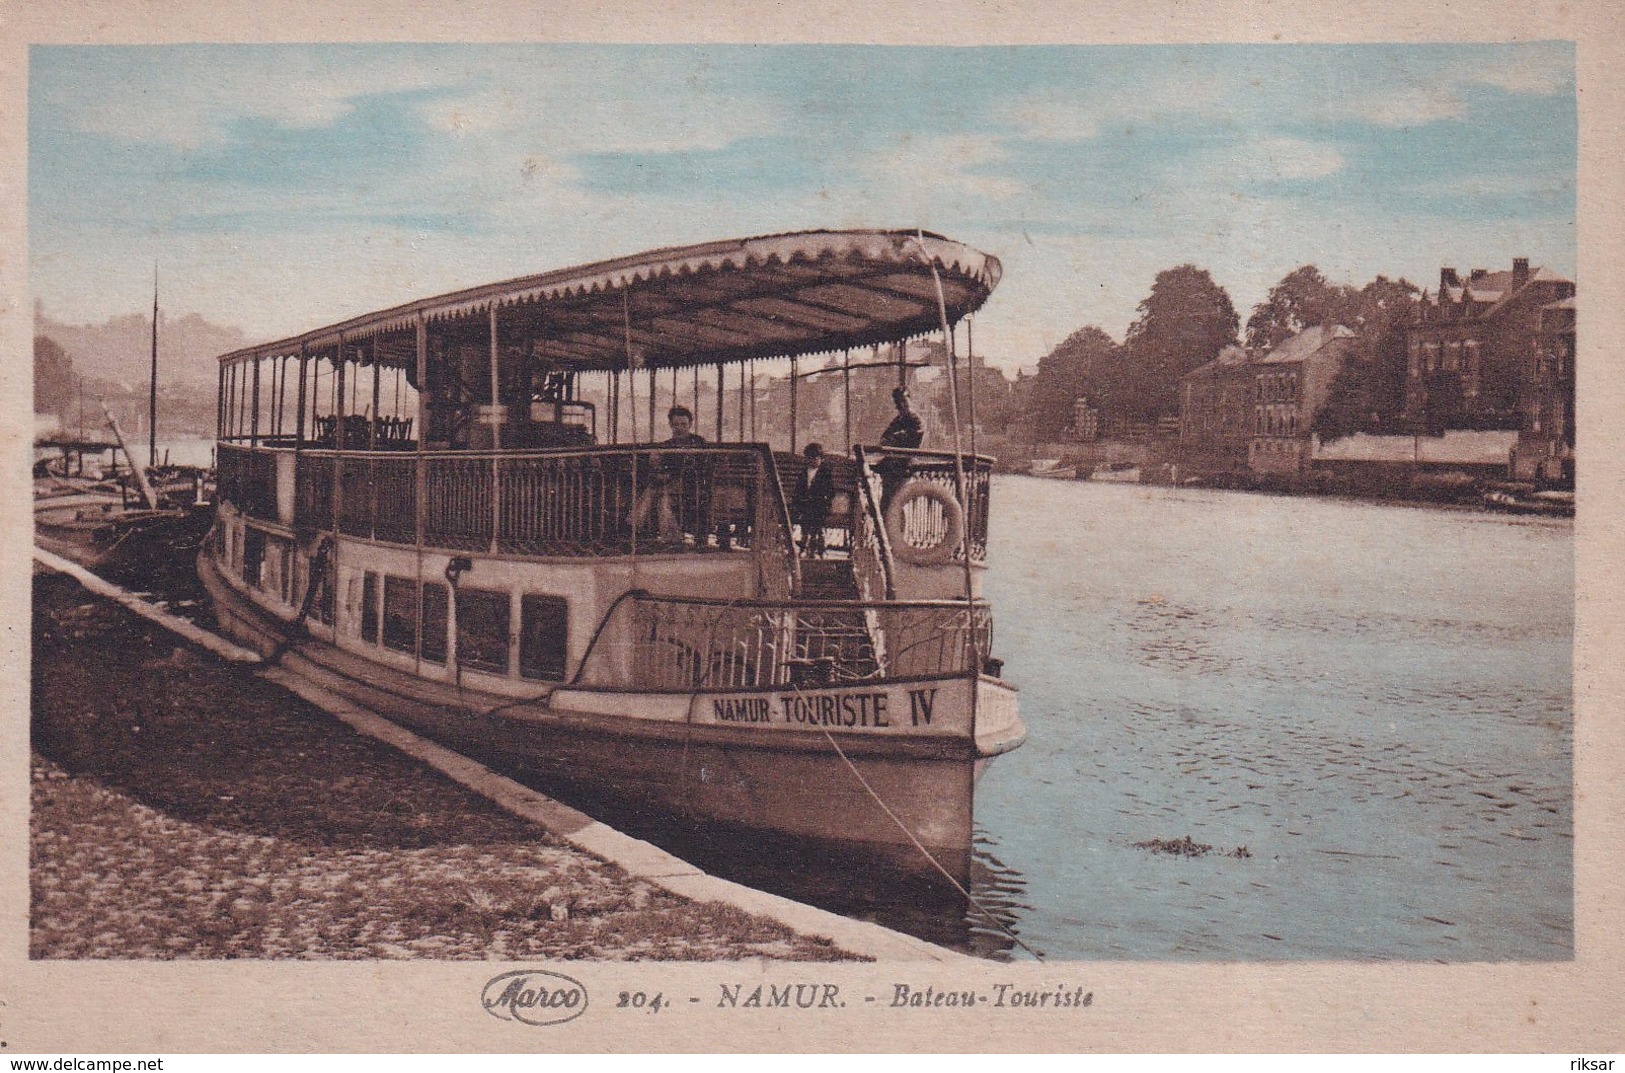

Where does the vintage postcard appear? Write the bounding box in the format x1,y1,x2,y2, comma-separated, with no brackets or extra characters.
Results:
3,0,1622,1055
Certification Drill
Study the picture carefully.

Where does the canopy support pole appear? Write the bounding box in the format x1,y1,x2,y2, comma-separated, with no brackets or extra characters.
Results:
843,348,852,453
489,306,502,553
967,316,978,457
370,343,382,451
295,346,308,450
622,288,639,443
789,355,799,455
250,355,261,448
488,305,501,452
415,314,428,553
237,360,249,442
914,231,978,626
335,343,347,450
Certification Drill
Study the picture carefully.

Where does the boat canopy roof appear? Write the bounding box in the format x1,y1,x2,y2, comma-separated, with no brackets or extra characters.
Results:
217,229,1001,372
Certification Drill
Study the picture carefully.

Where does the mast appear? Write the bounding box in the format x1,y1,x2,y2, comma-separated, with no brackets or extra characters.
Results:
102,399,159,510
148,266,159,468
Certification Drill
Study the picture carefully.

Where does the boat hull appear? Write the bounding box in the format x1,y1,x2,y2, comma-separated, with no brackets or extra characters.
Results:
200,549,1021,881
36,498,211,575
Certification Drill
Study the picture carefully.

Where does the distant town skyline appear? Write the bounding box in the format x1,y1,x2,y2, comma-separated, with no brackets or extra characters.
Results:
30,42,1575,370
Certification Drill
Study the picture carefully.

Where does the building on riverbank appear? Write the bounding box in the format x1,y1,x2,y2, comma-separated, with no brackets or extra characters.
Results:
1248,324,1356,481
1309,428,1518,498
1406,258,1574,486
1177,344,1256,482
1176,326,1355,486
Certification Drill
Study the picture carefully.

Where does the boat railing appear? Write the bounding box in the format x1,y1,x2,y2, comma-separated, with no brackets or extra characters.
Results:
217,441,800,595
571,592,993,692
849,447,897,601
854,446,994,565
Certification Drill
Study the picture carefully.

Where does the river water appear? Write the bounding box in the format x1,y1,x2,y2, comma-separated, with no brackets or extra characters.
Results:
153,442,1573,962
965,478,1573,962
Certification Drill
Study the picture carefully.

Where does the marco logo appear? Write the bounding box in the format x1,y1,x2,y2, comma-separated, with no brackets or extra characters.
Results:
481,970,589,1026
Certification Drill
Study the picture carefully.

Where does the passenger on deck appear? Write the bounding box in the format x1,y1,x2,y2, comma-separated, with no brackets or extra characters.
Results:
793,442,836,559
657,406,712,545
662,405,706,449
876,386,923,512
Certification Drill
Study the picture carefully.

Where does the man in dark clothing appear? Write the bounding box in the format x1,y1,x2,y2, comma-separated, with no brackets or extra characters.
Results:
662,405,706,448
880,386,924,451
793,442,837,558
657,405,711,544
876,386,923,512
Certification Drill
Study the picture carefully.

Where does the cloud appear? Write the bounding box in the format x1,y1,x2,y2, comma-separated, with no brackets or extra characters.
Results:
1342,44,1571,128
62,51,464,149
418,84,782,156
1453,48,1572,96
860,133,1025,202
1003,98,1103,141
1249,138,1346,182
1000,72,1218,142
1346,85,1468,128
1181,136,1347,189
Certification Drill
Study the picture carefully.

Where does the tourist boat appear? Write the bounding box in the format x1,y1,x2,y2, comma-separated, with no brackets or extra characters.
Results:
199,229,1024,879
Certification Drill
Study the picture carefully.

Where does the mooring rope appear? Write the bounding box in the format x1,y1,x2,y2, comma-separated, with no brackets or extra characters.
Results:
817,723,1044,960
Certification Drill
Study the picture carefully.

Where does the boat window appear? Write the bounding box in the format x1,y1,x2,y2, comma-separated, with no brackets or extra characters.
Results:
382,575,418,654
456,587,510,675
420,581,448,664
361,571,380,644
242,528,266,587
276,540,294,604
519,594,569,681
311,554,335,626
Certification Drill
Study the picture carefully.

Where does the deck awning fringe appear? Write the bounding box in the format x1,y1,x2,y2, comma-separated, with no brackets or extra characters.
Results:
218,229,1000,372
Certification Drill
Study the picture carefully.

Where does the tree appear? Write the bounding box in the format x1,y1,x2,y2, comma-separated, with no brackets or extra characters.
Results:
1245,265,1359,350
1115,266,1239,422
1027,325,1118,440
1311,275,1421,441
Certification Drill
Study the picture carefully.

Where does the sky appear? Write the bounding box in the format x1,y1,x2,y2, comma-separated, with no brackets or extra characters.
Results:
28,42,1576,371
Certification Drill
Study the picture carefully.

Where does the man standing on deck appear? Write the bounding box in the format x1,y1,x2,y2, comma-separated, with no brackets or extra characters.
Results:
658,405,711,544
793,442,836,558
876,386,923,512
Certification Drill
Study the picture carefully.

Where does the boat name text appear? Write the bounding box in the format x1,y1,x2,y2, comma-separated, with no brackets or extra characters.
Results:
710,687,941,729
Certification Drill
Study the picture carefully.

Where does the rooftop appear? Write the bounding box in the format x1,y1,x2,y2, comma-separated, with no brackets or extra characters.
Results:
1257,323,1356,365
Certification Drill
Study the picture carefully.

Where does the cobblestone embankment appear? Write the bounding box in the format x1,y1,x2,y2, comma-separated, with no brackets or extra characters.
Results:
30,572,858,962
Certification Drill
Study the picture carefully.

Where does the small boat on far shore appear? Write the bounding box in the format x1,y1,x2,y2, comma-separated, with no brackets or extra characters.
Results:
1029,458,1077,480
1483,488,1575,517
34,412,212,576
1089,462,1141,483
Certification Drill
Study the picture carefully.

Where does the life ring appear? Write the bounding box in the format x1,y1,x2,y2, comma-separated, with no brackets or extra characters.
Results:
884,480,964,566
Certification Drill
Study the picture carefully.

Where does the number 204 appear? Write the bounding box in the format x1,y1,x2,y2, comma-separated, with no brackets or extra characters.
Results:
618,991,666,1013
